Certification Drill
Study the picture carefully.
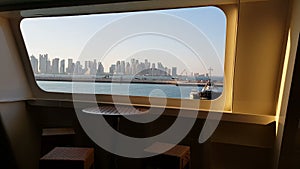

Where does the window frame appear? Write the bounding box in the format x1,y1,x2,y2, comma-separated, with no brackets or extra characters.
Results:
8,1,238,112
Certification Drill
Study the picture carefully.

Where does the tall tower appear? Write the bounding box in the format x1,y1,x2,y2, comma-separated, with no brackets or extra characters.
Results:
67,59,74,74
125,62,131,75
116,61,121,74
151,63,156,69
172,67,177,77
30,55,38,74
97,62,104,75
39,54,47,74
121,61,125,74
131,58,136,75
60,59,65,74
52,58,59,74
145,59,150,69
109,64,116,74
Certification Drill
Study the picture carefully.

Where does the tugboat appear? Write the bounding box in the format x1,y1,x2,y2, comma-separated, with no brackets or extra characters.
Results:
190,80,222,100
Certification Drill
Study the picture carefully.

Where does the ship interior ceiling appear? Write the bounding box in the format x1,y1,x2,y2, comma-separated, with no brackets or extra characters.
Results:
0,0,300,169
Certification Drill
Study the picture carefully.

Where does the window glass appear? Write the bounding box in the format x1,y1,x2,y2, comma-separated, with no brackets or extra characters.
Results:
21,6,226,100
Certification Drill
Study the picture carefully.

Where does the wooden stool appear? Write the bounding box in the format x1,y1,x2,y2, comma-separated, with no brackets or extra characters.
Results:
39,147,94,169
41,128,76,156
145,142,191,169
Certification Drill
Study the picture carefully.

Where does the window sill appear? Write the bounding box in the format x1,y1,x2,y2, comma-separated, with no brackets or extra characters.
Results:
27,99,275,125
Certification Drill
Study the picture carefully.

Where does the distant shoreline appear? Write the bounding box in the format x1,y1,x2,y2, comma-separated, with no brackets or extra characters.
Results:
35,75,223,87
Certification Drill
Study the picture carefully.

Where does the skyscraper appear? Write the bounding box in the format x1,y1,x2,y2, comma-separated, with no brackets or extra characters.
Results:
135,60,139,74
74,61,83,75
145,59,150,69
60,60,65,74
30,55,38,74
52,58,59,74
109,64,116,74
125,62,131,75
131,58,136,74
67,59,74,74
91,59,97,75
46,60,51,74
116,61,121,74
152,63,156,69
39,54,48,74
157,62,164,70
84,61,88,73
121,61,125,74
97,62,104,75
172,67,177,77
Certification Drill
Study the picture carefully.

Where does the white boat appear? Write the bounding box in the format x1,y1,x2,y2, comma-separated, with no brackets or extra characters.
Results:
190,81,222,100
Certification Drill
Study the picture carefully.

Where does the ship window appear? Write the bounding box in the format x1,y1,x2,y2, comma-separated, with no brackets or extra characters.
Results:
20,6,226,100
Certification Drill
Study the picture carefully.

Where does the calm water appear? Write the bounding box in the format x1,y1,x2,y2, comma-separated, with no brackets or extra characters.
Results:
37,81,204,99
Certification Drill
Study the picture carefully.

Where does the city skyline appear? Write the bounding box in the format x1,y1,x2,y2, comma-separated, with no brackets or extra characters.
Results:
30,54,202,77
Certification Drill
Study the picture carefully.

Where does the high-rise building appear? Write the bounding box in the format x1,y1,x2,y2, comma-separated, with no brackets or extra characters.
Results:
97,62,104,75
164,67,168,75
39,54,48,74
172,67,177,77
152,63,156,69
167,68,171,76
137,62,145,73
88,59,97,75
157,62,164,70
134,60,139,74
52,58,59,74
125,62,131,75
84,61,88,73
116,61,121,74
60,60,65,74
131,58,136,74
145,59,150,69
109,64,116,74
74,61,83,75
92,59,97,75
121,61,125,74
46,60,51,74
30,55,38,74
67,59,74,74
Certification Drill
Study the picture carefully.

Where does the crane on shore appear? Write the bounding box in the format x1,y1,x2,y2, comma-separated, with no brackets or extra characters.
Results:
180,69,188,81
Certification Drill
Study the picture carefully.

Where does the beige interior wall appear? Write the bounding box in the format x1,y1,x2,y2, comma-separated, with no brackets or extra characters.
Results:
0,102,40,169
273,0,300,168
0,17,32,101
0,17,38,169
232,0,289,115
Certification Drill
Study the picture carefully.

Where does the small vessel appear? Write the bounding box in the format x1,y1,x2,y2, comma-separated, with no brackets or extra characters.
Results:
190,88,201,99
190,80,222,100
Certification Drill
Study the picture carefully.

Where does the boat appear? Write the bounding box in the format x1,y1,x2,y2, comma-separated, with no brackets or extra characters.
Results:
190,80,222,100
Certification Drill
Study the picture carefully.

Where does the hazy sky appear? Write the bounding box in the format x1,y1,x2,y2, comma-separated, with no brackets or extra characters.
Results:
20,6,226,76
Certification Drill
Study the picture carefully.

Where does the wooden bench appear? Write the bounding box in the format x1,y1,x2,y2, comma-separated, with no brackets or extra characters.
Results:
39,147,94,169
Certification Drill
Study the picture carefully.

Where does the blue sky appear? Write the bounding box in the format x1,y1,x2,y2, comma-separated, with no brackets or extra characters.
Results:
20,6,226,76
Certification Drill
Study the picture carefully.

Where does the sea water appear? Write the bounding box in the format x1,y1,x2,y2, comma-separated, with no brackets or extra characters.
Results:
37,81,207,99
